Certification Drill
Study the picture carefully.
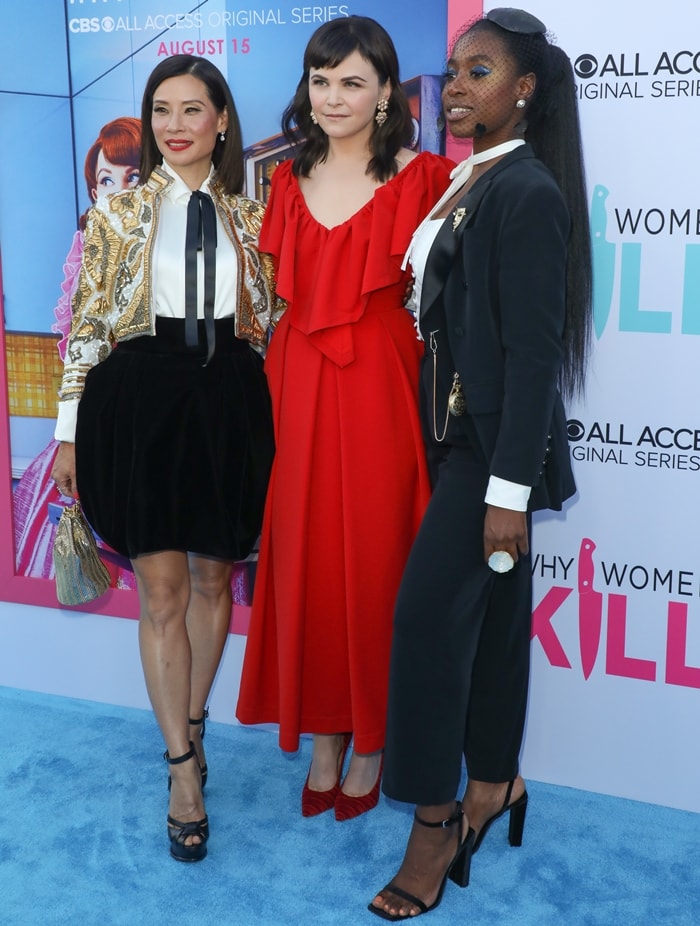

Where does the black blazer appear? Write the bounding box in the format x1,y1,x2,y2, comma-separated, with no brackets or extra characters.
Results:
420,144,575,512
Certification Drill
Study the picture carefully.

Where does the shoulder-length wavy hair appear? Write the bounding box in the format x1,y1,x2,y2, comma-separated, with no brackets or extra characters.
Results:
139,54,244,195
282,15,415,182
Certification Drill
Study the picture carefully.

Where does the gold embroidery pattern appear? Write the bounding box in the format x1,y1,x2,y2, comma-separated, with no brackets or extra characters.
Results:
59,170,286,405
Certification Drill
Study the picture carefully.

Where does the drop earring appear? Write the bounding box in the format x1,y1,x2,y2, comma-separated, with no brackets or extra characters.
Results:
220,131,226,141
310,111,318,125
375,98,389,126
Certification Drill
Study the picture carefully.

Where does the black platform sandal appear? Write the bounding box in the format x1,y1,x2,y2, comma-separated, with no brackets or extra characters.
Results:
189,709,209,789
368,802,476,920
164,743,209,863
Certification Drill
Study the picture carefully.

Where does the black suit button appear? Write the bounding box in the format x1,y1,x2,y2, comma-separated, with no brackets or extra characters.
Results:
454,326,464,336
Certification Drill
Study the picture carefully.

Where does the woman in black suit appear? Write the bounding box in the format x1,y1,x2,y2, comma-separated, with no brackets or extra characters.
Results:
369,9,592,920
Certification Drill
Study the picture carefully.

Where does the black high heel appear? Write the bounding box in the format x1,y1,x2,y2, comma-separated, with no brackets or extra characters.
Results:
164,743,208,863
368,802,476,921
471,779,528,853
189,709,209,789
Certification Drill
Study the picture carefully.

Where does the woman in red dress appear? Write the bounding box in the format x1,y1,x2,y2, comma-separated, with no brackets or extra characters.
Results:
236,16,452,819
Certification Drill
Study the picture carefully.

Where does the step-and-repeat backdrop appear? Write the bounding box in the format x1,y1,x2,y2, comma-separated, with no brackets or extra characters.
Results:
0,0,697,811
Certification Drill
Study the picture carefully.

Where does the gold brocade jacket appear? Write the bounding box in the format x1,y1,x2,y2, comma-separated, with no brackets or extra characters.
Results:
58,166,284,405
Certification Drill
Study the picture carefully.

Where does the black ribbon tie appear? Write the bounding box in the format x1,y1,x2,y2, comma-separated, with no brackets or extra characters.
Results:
184,190,218,365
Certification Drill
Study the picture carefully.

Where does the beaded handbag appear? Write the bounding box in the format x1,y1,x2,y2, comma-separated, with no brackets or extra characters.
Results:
52,501,111,605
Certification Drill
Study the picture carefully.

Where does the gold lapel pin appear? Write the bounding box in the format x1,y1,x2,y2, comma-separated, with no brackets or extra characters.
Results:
452,207,467,231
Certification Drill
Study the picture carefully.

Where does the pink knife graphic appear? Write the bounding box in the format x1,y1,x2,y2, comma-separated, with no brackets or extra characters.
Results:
578,538,603,680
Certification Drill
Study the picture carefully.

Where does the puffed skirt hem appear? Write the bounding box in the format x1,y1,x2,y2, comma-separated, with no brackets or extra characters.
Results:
75,318,274,561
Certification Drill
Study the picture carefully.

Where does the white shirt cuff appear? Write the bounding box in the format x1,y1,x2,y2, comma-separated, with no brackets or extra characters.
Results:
54,400,79,443
485,475,531,511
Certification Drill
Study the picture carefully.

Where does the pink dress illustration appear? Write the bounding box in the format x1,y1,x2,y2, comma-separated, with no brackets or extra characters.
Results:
12,231,136,588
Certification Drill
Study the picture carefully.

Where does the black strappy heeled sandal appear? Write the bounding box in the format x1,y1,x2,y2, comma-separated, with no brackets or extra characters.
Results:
471,779,528,853
164,743,209,863
166,710,209,792
368,802,476,921
189,709,209,789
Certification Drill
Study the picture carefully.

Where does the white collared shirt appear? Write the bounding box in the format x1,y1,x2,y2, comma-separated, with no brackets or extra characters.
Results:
54,161,239,442
154,159,238,320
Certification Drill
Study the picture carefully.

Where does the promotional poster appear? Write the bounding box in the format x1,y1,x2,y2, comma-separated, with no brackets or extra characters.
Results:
0,0,698,811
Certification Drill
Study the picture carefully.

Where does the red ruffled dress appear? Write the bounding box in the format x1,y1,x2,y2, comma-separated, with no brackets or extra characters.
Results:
236,153,453,753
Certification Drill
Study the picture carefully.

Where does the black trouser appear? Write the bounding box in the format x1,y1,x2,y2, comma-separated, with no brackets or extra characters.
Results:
382,447,532,806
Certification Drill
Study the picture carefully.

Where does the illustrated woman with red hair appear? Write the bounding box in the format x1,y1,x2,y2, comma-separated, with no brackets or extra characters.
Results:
13,117,141,583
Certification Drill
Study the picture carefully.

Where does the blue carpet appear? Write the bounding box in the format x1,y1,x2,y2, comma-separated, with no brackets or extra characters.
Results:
1,685,699,926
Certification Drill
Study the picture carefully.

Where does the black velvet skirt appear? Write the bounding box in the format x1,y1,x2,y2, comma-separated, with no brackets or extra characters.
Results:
75,317,274,561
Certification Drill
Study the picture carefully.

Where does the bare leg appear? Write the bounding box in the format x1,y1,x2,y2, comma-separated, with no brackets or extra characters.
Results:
185,554,233,770
370,801,467,918
341,750,382,797
309,740,383,794
307,733,348,791
133,550,203,844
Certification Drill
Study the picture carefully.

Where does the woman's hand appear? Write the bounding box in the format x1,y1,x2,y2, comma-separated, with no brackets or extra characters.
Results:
51,442,78,499
483,504,528,564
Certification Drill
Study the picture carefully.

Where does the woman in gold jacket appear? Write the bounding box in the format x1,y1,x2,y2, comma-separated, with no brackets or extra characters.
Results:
52,55,283,863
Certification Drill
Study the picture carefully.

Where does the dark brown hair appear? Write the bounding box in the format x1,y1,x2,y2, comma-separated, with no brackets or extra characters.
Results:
140,54,244,194
282,16,414,182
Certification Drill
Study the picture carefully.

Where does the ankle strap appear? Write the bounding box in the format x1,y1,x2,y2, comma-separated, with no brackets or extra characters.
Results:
502,779,515,809
414,801,463,829
189,707,209,728
164,742,196,766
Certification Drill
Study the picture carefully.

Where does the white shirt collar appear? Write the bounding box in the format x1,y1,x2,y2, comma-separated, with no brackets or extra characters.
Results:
401,139,526,271
160,158,215,204
448,138,525,184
